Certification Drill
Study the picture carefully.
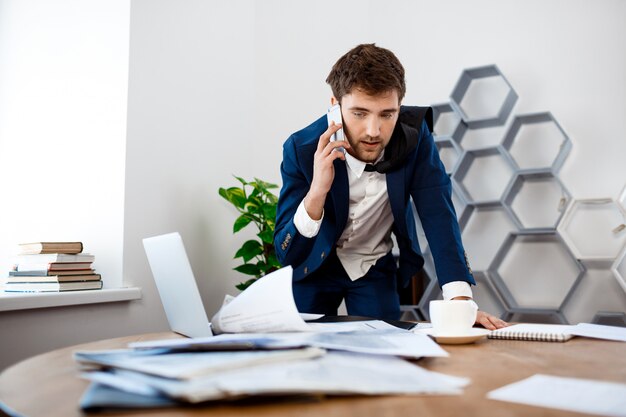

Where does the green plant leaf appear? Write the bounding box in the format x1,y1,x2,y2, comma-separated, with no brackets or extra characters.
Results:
219,187,247,209
262,205,276,220
234,176,248,186
234,263,261,276
233,215,252,233
234,240,263,262
267,252,281,268
236,278,258,291
257,229,274,244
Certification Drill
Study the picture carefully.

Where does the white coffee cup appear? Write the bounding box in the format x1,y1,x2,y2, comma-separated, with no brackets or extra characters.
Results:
429,300,478,336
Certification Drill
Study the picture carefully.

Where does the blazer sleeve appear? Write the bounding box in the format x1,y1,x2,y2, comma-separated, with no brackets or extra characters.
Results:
273,136,318,267
409,121,475,286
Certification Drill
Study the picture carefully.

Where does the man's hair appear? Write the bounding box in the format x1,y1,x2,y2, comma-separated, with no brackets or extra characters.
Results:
326,43,406,102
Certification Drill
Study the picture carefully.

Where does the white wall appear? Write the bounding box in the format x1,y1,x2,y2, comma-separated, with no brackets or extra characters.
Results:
0,0,156,371
1,0,625,370
0,0,128,287
125,0,626,321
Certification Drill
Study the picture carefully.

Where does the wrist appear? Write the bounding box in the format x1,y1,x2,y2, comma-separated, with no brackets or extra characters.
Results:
304,192,326,221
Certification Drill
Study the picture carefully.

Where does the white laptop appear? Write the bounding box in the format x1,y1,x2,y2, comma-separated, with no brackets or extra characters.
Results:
142,232,214,338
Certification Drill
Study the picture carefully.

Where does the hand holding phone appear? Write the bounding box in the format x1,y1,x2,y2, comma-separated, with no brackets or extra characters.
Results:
326,104,345,153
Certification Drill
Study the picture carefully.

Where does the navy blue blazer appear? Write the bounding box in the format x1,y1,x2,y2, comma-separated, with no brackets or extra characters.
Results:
274,107,475,289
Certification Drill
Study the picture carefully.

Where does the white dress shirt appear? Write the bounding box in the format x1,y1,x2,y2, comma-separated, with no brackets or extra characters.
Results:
294,152,472,300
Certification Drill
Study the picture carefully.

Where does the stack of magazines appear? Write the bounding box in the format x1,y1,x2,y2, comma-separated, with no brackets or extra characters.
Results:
4,241,102,292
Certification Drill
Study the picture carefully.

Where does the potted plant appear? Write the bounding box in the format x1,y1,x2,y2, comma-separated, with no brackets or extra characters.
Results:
218,177,282,290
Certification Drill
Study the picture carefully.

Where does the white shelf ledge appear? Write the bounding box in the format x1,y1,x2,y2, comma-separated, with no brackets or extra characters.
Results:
0,287,142,312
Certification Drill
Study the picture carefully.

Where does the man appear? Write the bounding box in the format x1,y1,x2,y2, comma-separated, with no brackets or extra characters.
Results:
274,43,507,329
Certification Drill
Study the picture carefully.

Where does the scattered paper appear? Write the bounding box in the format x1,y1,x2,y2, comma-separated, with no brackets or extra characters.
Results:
129,328,448,359
75,347,325,380
82,351,468,403
571,323,626,342
488,374,626,417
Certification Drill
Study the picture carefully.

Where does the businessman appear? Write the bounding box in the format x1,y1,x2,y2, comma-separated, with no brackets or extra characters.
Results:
274,43,507,329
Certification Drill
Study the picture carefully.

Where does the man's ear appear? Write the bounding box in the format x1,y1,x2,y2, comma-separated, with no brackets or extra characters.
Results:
330,96,338,106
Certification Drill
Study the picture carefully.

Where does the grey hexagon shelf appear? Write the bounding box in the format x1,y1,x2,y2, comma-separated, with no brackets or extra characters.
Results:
449,64,518,129
591,311,626,327
502,112,572,172
432,102,462,138
619,184,626,213
612,244,626,295
557,198,626,261
503,309,569,325
453,147,516,204
451,180,468,220
452,121,508,151
471,271,508,319
435,137,462,175
490,233,584,310
503,170,571,232
459,204,517,272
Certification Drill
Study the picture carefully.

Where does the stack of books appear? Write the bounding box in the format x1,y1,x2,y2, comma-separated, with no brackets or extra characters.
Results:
4,242,102,292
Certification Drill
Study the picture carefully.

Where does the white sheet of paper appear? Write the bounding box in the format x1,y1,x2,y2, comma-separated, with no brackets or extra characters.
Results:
488,374,626,417
571,323,626,342
210,266,311,334
299,312,324,321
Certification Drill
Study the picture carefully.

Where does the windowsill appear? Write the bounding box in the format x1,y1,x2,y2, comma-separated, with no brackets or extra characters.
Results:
0,287,142,312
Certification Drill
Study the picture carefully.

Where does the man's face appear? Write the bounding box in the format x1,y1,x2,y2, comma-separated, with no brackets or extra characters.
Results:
335,89,400,163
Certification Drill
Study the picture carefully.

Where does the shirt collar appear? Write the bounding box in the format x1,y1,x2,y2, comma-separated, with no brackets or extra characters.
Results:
344,151,384,178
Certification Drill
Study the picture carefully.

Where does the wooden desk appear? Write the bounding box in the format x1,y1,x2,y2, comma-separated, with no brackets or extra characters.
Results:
1,331,625,417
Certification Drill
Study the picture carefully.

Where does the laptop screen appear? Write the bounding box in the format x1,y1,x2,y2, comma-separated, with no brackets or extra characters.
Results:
142,232,213,338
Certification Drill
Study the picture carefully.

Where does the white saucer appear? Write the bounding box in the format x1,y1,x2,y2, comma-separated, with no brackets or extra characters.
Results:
423,328,491,345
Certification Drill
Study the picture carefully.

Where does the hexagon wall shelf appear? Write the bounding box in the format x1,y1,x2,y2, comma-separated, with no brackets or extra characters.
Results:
452,121,507,151
453,147,516,204
619,184,626,213
490,233,584,310
502,112,571,172
612,244,626,294
435,137,462,175
459,204,517,271
503,309,569,325
503,170,571,232
422,64,626,325
450,65,518,128
471,271,508,319
432,102,461,138
558,198,626,261
591,312,626,327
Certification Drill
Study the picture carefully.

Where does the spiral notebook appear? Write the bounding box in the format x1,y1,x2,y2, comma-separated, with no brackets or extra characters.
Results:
488,324,576,342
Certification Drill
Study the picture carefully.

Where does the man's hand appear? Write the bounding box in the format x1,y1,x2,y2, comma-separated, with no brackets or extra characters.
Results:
475,310,509,330
304,122,351,220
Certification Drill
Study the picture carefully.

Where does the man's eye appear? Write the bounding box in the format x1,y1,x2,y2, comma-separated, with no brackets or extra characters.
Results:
382,113,394,119
352,112,364,118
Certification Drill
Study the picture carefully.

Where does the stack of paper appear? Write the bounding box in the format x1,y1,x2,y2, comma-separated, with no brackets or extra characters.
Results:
75,266,469,408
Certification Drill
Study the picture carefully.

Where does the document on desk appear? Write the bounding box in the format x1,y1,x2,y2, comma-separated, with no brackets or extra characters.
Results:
570,323,626,342
81,351,469,403
75,347,326,380
210,266,311,334
487,374,626,417
129,328,447,359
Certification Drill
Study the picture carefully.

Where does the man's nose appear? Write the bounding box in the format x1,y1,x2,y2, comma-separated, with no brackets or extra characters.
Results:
366,117,381,137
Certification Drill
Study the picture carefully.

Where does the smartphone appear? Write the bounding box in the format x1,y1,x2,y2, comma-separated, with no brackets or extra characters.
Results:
326,103,345,153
